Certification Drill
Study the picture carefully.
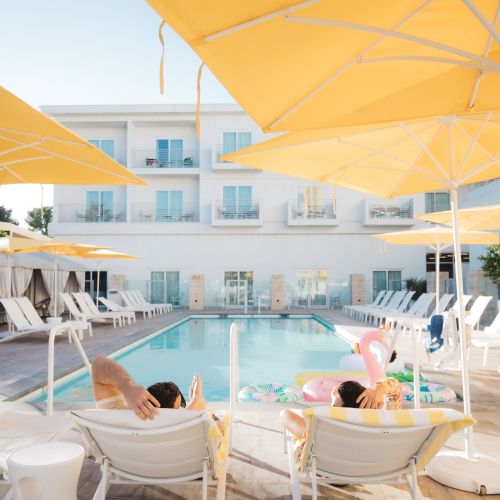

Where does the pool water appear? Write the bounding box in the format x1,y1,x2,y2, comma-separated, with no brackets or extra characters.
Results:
30,317,351,403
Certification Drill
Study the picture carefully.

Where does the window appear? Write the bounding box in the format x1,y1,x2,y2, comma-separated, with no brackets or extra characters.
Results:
372,270,402,299
85,191,113,221
156,139,183,167
150,271,180,306
223,186,252,213
425,192,450,213
222,132,251,154
88,139,114,158
156,191,183,221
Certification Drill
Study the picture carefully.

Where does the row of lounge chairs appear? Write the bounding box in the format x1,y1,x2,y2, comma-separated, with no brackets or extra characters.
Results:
0,290,172,343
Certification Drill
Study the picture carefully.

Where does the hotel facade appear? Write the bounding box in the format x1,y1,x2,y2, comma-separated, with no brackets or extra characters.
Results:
44,103,464,309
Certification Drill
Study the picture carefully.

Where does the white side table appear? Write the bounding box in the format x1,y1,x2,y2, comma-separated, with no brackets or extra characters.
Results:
7,442,84,500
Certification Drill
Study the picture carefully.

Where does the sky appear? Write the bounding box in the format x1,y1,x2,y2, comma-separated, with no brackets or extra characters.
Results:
0,0,235,225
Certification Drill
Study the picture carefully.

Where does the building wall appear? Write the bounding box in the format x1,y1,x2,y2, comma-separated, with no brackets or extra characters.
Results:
44,104,429,305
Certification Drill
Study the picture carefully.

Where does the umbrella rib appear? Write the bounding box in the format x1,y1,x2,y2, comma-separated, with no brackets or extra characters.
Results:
460,154,500,184
265,0,432,130
455,112,493,179
0,166,26,182
286,17,500,70
397,122,450,181
1,156,53,167
360,55,495,72
0,140,45,158
203,0,321,42
462,0,500,45
0,128,87,148
467,0,500,107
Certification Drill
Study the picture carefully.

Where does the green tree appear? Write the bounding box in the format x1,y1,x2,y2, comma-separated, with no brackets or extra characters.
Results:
0,206,18,225
479,244,500,291
25,206,53,236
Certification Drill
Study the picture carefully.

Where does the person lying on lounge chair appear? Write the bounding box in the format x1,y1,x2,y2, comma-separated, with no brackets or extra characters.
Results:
280,378,402,462
92,355,211,420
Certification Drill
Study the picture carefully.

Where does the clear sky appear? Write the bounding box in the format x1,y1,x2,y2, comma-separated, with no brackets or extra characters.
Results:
0,0,235,225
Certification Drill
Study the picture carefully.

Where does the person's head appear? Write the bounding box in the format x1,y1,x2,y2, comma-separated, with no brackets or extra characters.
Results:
331,381,366,408
147,381,186,409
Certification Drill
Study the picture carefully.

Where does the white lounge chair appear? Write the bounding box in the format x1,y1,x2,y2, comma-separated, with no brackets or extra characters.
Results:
70,409,230,500
118,291,155,318
284,406,475,500
72,292,123,328
370,290,416,326
97,297,136,324
0,407,73,497
80,292,133,326
471,310,500,367
343,290,386,318
0,298,88,343
465,295,493,331
131,289,172,314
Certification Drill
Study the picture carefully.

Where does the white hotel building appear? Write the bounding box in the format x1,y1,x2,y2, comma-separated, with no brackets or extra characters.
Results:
44,103,451,309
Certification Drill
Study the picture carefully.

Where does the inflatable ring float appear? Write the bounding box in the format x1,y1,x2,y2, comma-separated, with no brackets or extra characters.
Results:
402,382,457,403
238,383,304,403
295,371,367,388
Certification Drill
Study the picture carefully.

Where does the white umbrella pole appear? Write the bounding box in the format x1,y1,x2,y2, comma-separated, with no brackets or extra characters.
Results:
54,255,59,317
435,248,440,314
450,187,474,458
96,262,101,306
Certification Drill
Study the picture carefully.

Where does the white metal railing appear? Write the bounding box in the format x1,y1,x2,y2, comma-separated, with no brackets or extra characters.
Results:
289,200,336,220
365,198,414,224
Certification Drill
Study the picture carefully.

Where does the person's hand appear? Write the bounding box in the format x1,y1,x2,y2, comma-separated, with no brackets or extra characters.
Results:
356,384,385,409
123,383,160,420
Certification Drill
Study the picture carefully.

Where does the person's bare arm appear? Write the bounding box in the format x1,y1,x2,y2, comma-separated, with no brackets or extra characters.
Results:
356,377,400,409
186,373,207,411
92,355,160,419
280,409,306,437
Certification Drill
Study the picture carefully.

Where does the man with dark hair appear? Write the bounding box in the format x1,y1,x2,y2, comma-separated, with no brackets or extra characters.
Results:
91,356,206,419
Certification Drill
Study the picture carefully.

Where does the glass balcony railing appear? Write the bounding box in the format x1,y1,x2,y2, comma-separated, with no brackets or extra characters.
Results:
131,150,199,169
58,204,126,223
364,198,414,225
131,203,199,222
290,201,336,220
213,202,260,221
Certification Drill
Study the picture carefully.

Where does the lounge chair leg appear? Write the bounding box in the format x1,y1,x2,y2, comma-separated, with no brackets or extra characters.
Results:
311,456,318,500
483,345,489,367
3,487,13,500
407,458,421,500
202,459,208,500
287,436,301,500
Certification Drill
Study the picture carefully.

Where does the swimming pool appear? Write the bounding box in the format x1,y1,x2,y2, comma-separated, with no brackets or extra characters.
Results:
29,316,352,404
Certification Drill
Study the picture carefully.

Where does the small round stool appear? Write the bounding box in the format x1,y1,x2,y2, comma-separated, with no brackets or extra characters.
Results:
7,442,84,500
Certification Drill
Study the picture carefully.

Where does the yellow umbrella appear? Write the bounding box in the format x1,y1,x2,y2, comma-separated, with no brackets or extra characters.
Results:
374,227,499,311
147,0,500,131
225,111,500,482
16,240,107,316
82,249,140,304
418,203,500,230
0,222,55,297
0,86,146,185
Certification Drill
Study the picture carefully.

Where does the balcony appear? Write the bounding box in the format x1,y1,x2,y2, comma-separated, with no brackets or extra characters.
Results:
130,149,200,175
131,203,199,223
364,198,415,226
58,204,126,223
211,146,261,172
211,201,262,226
287,200,338,226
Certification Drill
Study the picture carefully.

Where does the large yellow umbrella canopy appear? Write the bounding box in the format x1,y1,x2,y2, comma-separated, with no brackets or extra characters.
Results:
147,0,500,131
374,227,499,310
83,249,140,304
0,86,146,185
418,203,500,230
16,240,107,316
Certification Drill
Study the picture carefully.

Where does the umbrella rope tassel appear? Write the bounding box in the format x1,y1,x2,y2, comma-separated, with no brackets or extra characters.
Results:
159,21,166,94
196,63,205,139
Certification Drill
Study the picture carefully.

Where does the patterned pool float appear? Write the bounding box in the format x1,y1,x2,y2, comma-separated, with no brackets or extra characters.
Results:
238,383,304,403
402,381,457,403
